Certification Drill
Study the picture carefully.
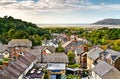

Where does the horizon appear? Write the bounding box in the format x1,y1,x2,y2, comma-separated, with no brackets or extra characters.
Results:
1,0,120,24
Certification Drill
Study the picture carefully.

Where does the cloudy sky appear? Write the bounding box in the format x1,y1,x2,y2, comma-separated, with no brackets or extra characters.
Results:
0,0,120,24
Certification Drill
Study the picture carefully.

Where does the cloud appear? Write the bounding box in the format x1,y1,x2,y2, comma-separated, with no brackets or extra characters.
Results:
86,3,120,11
0,0,120,11
0,0,91,10
0,0,120,24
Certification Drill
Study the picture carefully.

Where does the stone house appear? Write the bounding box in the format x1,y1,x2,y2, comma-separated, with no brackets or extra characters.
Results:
87,47,104,70
91,61,120,79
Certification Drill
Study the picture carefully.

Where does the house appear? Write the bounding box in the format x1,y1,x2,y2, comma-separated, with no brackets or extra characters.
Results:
0,45,10,58
103,49,120,71
62,38,90,53
0,52,36,79
51,33,68,43
42,53,68,63
42,39,58,48
8,39,32,48
75,46,88,69
30,47,42,62
40,46,55,54
87,47,104,69
47,63,66,79
42,52,68,79
92,61,120,79
9,46,28,60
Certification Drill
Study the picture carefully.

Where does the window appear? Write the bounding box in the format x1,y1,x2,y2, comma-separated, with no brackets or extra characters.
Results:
5,52,8,55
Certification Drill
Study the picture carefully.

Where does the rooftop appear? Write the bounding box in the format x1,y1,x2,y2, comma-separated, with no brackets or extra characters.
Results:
93,61,120,79
47,63,66,70
42,53,69,63
8,39,32,47
88,47,104,61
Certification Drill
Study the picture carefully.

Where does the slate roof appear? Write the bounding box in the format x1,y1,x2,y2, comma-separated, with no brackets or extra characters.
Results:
40,46,55,53
88,47,104,61
0,52,36,79
42,39,58,45
62,41,72,48
30,48,41,62
0,45,8,53
75,48,84,55
105,49,120,60
42,53,68,63
8,39,32,47
93,61,120,79
62,39,90,48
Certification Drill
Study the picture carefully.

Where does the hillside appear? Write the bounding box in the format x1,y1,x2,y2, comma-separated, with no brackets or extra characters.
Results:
93,19,120,25
0,16,50,45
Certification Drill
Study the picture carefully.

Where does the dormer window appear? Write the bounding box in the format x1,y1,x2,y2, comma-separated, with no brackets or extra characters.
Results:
5,52,8,55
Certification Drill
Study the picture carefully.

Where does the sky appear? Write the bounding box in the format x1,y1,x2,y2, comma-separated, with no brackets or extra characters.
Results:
0,0,120,24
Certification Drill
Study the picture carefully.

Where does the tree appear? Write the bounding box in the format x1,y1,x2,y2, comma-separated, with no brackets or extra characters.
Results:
13,30,29,39
29,34,42,46
55,46,64,53
67,50,75,65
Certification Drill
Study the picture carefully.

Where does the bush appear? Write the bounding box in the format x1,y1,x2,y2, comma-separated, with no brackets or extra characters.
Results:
68,64,80,68
44,70,49,79
3,58,9,61
66,74,80,79
0,61,3,65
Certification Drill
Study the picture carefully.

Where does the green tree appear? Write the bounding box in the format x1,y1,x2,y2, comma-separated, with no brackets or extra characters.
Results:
29,34,42,46
55,46,64,53
13,30,29,39
67,50,75,65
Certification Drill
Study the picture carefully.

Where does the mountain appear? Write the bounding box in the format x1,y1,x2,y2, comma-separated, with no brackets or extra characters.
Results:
93,19,120,25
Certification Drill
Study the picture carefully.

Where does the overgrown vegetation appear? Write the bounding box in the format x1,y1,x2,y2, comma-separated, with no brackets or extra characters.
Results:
0,61,3,65
81,28,120,50
44,70,49,79
67,64,80,68
66,74,80,79
67,50,75,65
3,58,9,62
0,16,50,46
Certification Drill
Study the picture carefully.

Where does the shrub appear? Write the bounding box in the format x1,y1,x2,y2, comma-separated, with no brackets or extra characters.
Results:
0,61,3,65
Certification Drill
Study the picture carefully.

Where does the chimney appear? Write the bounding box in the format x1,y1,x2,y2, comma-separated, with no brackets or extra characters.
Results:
99,53,104,60
84,46,88,52
74,36,77,42
68,35,70,41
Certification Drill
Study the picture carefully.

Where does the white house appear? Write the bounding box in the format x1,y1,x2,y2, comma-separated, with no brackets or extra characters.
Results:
42,39,58,48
